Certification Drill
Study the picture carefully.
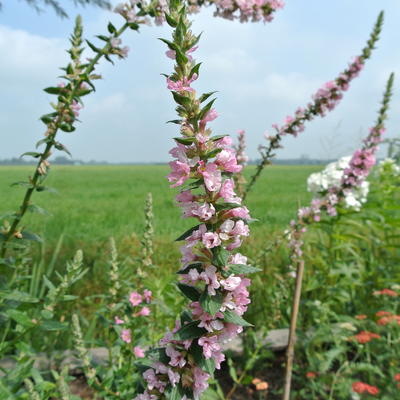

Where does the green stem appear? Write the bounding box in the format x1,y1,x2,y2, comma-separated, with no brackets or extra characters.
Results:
0,22,129,260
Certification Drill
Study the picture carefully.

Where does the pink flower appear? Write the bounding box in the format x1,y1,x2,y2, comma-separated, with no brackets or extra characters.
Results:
200,266,221,295
216,149,242,173
129,291,142,306
168,160,191,187
143,289,152,303
228,206,250,219
121,329,131,343
166,344,186,368
136,306,151,316
198,335,221,358
134,346,145,358
220,276,241,291
202,232,221,249
114,316,124,325
219,179,241,204
198,162,222,192
193,367,210,399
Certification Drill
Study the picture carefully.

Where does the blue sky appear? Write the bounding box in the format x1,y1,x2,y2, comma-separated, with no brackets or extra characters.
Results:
1,1,400,162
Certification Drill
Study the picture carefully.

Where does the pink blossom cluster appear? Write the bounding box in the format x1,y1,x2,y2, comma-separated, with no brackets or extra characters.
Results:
116,0,283,25
267,57,365,145
209,0,285,23
114,289,152,358
287,118,388,273
136,45,253,400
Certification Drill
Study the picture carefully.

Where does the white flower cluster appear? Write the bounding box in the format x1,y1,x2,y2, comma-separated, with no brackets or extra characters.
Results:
307,156,369,211
377,157,400,176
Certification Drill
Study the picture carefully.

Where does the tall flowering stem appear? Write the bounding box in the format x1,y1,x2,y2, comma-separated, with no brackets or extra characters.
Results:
141,192,155,269
243,10,384,200
233,130,249,198
282,73,394,400
136,2,255,399
0,8,147,260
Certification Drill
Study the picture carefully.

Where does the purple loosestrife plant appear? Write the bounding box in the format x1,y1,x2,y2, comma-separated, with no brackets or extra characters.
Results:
135,2,257,399
233,130,249,198
243,11,384,200
282,72,394,400
0,11,147,260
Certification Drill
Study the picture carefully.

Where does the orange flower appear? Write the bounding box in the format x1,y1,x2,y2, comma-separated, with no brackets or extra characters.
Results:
375,310,392,317
355,314,367,320
373,288,398,297
352,331,380,344
394,373,400,382
306,372,317,379
377,315,400,326
252,378,269,391
352,382,379,395
255,382,269,391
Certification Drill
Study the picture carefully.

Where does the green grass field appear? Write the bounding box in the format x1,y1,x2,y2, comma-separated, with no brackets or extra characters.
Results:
0,164,321,250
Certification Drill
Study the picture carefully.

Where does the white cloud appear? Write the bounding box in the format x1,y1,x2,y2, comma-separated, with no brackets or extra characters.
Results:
0,25,66,82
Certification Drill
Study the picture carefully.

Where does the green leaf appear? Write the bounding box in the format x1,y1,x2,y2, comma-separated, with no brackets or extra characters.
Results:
169,384,186,400
147,347,169,364
20,151,41,159
165,13,178,27
41,310,54,320
107,22,116,34
177,262,203,274
175,224,201,241
199,91,217,103
11,181,33,188
173,321,206,340
39,320,68,331
27,204,50,215
86,40,101,54
174,137,195,145
203,148,222,159
180,310,192,326
6,309,36,328
214,203,242,212
210,134,228,142
177,283,201,302
20,231,43,242
189,63,201,78
0,290,38,303
59,122,75,133
198,98,216,120
200,290,223,316
36,186,58,193
44,86,63,95
172,91,191,108
54,142,72,156
211,246,229,267
40,113,57,125
158,38,179,51
224,310,253,327
227,264,261,275
96,34,109,41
